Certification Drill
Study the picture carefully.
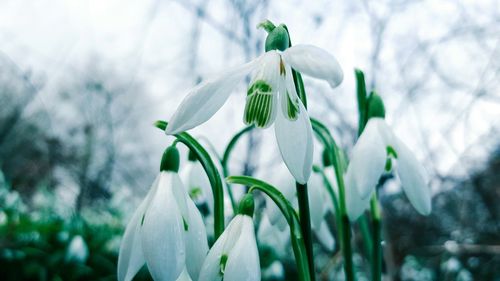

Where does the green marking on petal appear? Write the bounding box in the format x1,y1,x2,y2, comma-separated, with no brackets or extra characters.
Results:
189,187,203,199
384,157,392,172
244,80,274,128
182,217,189,231
286,93,299,120
387,146,398,159
219,254,229,276
140,213,146,226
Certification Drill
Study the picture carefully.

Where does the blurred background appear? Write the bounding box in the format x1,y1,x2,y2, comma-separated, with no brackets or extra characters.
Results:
0,0,499,280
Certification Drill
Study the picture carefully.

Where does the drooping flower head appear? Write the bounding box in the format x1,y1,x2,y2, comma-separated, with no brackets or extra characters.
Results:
166,22,343,185
345,94,432,221
198,194,260,281
118,146,208,281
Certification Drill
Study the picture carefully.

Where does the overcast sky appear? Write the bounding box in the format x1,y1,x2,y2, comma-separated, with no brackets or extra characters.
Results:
1,0,499,195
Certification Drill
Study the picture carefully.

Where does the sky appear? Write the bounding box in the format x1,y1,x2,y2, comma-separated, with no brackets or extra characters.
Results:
1,0,499,198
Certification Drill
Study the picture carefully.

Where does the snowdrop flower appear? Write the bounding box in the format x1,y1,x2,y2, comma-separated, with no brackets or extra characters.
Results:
65,235,89,263
345,94,431,221
166,24,343,184
118,146,208,281
199,194,260,281
181,150,214,212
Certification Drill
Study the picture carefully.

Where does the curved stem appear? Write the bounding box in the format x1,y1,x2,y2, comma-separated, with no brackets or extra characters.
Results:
221,125,254,212
296,182,316,281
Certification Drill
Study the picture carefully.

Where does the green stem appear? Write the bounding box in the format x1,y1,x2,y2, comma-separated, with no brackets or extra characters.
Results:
296,183,315,281
334,160,356,281
358,214,373,259
221,125,254,212
311,119,356,281
370,194,382,281
315,168,343,252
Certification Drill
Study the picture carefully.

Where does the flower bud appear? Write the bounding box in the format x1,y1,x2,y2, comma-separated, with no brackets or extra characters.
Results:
160,145,180,172
238,193,255,217
367,92,386,119
265,24,289,52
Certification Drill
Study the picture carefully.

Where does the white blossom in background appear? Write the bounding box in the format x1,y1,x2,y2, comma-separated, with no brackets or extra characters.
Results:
198,214,260,281
166,43,343,185
264,165,336,251
117,171,208,281
181,159,214,212
345,117,432,221
65,235,89,263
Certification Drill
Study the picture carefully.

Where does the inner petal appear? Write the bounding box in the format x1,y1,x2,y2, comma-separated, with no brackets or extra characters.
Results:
280,63,300,121
244,79,276,128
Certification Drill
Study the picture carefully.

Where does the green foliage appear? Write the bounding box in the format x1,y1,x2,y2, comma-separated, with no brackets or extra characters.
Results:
0,171,150,281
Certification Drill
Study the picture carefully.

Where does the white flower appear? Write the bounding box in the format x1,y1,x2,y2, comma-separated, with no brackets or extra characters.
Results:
198,215,260,281
117,172,209,281
345,117,432,221
166,45,343,184
181,159,214,212
65,235,89,263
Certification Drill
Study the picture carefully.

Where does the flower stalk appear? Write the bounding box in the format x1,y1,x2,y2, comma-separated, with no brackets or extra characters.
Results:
370,194,382,281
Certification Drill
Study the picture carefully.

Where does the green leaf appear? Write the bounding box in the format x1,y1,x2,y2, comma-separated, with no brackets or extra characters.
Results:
154,120,225,239
355,68,368,135
226,176,311,281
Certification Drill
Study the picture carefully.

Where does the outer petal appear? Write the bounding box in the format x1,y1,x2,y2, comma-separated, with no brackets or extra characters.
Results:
282,44,343,88
307,172,325,231
347,118,387,198
394,137,432,215
117,176,159,281
274,99,314,184
141,173,185,281
224,216,261,281
166,59,257,134
184,190,209,280
198,216,244,281
345,169,372,221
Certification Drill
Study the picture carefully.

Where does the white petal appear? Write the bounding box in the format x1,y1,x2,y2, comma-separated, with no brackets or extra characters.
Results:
166,59,257,134
282,44,343,88
315,220,335,252
244,51,281,128
117,176,159,281
347,118,387,198
307,172,325,231
141,172,185,281
184,190,209,280
176,267,193,281
345,169,372,221
224,216,261,281
274,100,314,184
198,216,244,281
394,137,432,215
